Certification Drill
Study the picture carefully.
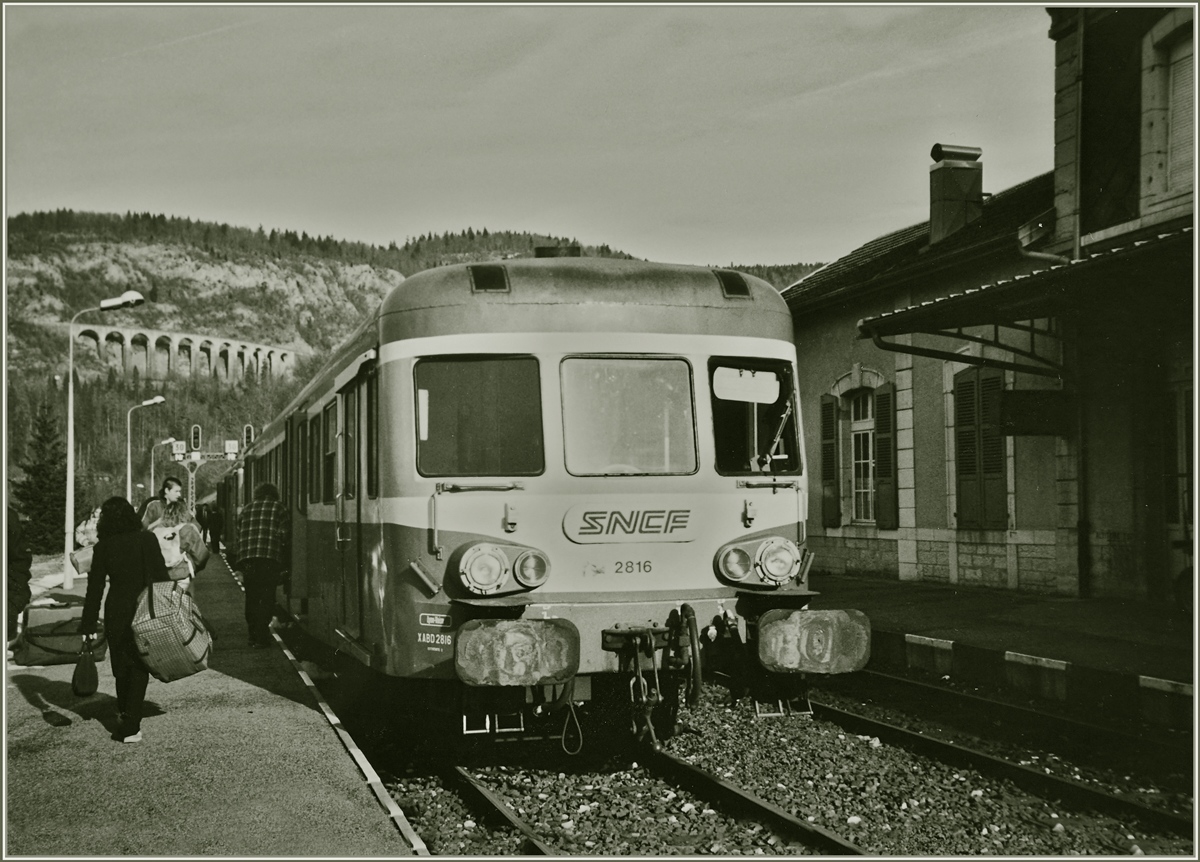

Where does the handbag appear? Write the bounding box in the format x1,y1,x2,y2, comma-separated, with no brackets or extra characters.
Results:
131,580,212,683
72,640,99,697
69,545,94,575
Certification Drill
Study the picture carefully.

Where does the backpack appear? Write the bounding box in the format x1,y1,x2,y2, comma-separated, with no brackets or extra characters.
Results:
150,521,191,580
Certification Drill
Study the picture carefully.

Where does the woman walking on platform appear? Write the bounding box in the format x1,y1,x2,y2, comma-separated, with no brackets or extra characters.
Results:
80,497,169,743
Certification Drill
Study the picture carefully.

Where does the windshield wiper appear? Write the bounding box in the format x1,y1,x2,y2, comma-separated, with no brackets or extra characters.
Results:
756,401,794,471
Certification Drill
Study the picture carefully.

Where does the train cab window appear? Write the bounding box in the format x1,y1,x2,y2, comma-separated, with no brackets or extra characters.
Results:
710,359,801,475
414,357,544,476
561,357,697,476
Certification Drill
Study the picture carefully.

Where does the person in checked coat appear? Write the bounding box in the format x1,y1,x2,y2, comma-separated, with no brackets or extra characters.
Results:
235,482,289,648
80,496,170,743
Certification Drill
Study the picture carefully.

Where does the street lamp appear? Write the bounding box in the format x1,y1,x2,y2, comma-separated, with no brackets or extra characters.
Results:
127,396,166,500
149,436,177,498
64,290,145,589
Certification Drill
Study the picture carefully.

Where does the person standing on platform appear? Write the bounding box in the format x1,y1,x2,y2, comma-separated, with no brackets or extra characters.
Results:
207,501,225,554
140,476,185,529
80,496,169,743
235,483,288,648
7,507,32,651
196,503,210,545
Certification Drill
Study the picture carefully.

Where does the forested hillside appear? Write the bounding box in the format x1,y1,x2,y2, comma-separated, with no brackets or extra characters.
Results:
6,209,823,550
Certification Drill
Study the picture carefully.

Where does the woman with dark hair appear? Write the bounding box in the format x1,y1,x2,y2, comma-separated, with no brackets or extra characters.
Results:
80,496,169,743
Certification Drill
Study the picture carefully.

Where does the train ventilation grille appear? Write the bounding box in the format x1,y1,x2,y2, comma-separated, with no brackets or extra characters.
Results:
713,269,751,298
469,264,510,293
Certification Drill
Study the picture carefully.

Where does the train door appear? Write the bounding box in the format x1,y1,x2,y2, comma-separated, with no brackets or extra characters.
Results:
336,372,372,641
286,409,309,605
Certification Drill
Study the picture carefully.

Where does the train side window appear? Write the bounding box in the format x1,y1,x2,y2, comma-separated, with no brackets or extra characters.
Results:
297,418,308,513
561,357,697,476
366,370,379,498
709,358,801,476
414,356,543,476
323,402,337,503
309,415,321,503
343,388,357,500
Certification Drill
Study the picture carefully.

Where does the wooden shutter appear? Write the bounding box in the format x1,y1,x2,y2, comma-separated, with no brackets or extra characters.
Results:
1169,40,1194,191
874,383,899,530
979,368,1007,529
955,366,1008,530
820,394,841,528
954,369,981,529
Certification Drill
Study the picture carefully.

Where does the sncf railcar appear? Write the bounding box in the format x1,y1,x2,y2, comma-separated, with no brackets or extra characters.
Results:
222,255,869,746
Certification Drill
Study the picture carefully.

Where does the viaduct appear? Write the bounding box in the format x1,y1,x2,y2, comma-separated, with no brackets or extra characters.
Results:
73,322,310,384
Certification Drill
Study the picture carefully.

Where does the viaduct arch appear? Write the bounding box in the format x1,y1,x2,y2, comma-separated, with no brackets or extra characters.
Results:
72,323,309,384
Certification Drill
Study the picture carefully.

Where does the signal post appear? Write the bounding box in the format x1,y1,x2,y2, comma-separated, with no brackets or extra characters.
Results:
172,424,241,511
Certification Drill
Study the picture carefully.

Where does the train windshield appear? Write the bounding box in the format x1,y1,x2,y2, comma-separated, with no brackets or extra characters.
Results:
561,357,697,476
414,356,544,476
710,358,801,475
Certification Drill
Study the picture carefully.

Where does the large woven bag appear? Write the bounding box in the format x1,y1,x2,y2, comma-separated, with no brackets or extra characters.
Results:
131,581,212,682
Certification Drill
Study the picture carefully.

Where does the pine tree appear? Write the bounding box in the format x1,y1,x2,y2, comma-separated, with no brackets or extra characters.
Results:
12,400,68,553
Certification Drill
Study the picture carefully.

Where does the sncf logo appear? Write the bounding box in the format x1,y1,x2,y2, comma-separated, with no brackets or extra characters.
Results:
578,510,690,536
564,501,697,544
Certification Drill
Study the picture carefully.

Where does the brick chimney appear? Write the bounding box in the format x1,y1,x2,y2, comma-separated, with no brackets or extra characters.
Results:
929,143,983,244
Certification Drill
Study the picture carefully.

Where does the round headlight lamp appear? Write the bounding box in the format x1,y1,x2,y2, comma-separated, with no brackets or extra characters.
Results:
755,537,801,585
460,544,510,594
513,550,551,589
718,547,754,582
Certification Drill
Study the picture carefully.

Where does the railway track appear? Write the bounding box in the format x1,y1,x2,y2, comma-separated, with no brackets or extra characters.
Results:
446,752,866,855
816,668,1191,776
809,699,1194,837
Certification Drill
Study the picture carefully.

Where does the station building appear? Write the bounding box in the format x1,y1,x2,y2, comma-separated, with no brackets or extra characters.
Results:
784,7,1193,603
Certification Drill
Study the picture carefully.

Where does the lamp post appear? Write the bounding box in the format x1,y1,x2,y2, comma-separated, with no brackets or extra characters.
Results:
149,436,177,498
126,396,166,500
64,290,145,589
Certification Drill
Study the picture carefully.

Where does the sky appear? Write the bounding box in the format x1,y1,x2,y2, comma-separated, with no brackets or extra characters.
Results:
4,4,1056,268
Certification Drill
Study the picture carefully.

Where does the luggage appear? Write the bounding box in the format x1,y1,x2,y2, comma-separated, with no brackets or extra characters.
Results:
72,641,99,697
12,600,108,666
69,545,94,574
131,581,211,682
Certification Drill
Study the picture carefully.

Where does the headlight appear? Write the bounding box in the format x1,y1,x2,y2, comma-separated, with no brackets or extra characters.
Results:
719,547,754,581
513,550,551,588
755,537,800,585
460,544,510,595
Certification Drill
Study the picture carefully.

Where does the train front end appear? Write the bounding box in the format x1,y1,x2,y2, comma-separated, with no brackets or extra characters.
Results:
374,258,869,739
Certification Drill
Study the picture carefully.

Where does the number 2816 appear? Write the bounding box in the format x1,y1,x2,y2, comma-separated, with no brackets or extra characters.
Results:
615,560,652,574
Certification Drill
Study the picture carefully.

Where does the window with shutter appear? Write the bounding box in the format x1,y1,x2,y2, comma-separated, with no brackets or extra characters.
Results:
954,367,1008,530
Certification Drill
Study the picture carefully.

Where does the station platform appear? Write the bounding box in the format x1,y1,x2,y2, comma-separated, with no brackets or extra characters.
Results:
4,553,414,857
807,572,1195,730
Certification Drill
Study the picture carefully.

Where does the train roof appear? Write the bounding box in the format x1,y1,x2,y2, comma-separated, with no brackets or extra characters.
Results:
379,257,792,342
382,257,783,314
